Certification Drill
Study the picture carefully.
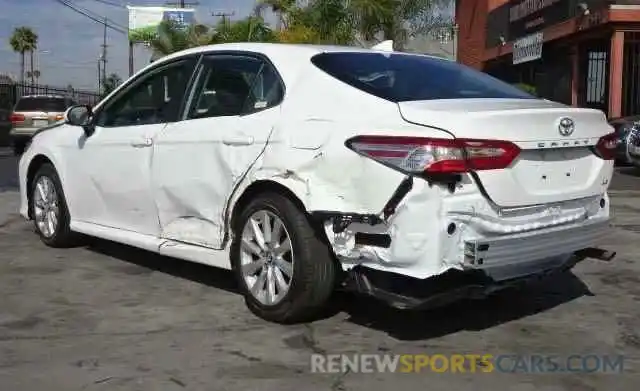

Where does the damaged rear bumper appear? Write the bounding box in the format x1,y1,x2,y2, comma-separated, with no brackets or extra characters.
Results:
343,245,615,310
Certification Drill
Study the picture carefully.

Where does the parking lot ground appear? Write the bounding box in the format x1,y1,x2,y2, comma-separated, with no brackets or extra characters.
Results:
0,154,639,390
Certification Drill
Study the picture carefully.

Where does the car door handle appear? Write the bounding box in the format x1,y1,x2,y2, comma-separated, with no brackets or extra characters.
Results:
131,138,153,148
222,135,254,146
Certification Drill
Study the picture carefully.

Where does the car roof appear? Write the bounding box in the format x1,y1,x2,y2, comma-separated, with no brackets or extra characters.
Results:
144,42,444,89
157,42,445,63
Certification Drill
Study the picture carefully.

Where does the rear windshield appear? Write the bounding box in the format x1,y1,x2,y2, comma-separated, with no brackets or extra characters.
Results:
311,52,535,102
14,97,71,112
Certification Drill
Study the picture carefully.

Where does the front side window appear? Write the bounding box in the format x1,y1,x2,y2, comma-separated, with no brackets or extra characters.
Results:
96,59,194,127
311,52,536,102
188,55,283,119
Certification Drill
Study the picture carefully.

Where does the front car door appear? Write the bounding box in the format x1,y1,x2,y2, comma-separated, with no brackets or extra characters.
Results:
152,52,285,248
65,57,197,236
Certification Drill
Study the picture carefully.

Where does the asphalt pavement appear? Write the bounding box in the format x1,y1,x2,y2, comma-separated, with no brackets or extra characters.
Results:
0,147,639,390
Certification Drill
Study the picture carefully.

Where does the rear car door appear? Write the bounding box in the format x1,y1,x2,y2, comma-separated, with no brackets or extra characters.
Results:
152,53,285,249
64,57,197,236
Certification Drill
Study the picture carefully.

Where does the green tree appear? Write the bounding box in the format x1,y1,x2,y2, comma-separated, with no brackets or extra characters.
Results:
277,0,452,49
254,0,297,30
9,26,38,84
211,16,277,43
149,20,212,57
147,0,453,54
102,73,123,98
380,0,453,50
149,16,276,57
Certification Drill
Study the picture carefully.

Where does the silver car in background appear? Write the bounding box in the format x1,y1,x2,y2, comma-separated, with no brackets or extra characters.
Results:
9,95,76,155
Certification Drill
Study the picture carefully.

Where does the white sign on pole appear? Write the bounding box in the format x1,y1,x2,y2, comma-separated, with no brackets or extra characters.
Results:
127,6,195,43
512,32,544,65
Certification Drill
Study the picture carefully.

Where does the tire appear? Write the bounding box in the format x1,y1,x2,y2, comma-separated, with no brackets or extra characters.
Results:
231,192,337,324
29,163,78,248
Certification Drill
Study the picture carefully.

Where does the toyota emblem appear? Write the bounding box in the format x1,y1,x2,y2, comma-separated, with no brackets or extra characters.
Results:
558,117,575,136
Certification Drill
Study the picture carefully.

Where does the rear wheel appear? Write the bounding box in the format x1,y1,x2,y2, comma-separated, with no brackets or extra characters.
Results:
231,192,337,323
29,163,78,247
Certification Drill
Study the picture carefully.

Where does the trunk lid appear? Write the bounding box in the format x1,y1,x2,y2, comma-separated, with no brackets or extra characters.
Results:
398,98,614,207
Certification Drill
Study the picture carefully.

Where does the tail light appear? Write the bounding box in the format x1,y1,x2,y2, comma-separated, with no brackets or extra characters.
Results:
345,135,520,174
9,113,25,124
593,132,617,160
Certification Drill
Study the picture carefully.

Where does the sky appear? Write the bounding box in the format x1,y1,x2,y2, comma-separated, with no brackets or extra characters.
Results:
0,0,271,91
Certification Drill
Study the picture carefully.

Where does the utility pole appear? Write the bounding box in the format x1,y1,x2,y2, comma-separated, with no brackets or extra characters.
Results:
165,1,199,8
212,10,234,25
101,17,108,91
97,60,102,94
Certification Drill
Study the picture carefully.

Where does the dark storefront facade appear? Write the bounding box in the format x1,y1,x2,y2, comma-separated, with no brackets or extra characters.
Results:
456,0,640,118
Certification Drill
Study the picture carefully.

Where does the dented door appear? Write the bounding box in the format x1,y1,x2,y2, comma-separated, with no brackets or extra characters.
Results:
151,54,284,249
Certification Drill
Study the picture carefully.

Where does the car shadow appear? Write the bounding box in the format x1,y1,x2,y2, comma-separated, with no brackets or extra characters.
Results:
84,238,592,341
85,238,240,294
332,272,592,340
616,166,640,178
0,149,19,192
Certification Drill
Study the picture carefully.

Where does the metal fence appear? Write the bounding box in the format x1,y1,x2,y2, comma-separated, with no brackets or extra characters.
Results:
0,81,100,147
623,32,640,117
0,81,100,112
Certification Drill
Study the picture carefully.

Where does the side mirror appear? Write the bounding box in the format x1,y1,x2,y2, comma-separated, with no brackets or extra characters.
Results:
64,105,95,136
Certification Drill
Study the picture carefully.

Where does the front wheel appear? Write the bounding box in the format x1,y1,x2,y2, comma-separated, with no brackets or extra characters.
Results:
231,192,338,323
29,163,78,247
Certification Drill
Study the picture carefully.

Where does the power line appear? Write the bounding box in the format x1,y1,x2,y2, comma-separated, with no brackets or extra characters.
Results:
52,0,127,34
72,0,129,30
89,0,125,7
60,0,128,31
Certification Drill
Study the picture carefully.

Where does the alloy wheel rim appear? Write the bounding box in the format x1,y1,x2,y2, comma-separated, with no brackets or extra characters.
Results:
240,210,294,306
33,176,59,238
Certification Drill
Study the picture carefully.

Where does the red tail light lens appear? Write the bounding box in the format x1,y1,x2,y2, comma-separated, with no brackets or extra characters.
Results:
9,113,25,124
594,132,617,160
345,136,520,174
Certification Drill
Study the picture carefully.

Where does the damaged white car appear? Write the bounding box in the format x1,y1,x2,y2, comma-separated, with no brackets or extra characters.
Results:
18,42,617,323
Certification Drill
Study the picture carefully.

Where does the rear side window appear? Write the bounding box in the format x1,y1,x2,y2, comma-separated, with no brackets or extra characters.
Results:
188,55,283,119
311,52,535,102
14,97,70,112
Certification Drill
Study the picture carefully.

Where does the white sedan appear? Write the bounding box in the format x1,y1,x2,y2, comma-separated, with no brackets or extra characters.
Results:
18,42,617,323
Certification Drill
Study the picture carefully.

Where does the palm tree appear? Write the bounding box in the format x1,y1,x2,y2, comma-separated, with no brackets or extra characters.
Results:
288,0,451,49
254,0,298,30
26,70,41,85
149,17,277,57
375,0,453,50
9,27,38,84
149,20,212,57
211,16,276,44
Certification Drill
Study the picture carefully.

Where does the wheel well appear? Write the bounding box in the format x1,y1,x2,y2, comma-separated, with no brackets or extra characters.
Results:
26,155,53,219
229,180,307,231
228,180,340,272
